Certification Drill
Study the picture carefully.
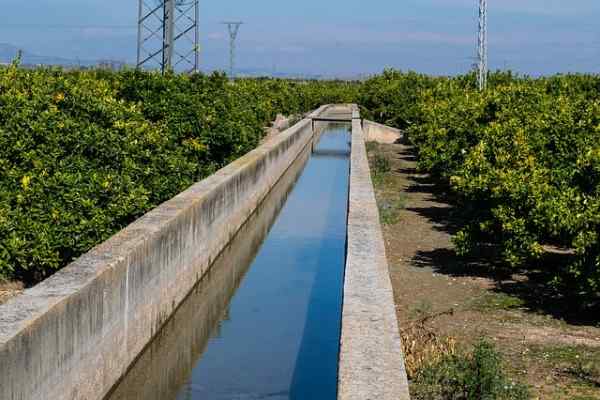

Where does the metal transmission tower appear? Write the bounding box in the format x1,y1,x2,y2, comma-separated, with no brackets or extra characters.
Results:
222,21,243,78
137,0,200,73
477,0,488,90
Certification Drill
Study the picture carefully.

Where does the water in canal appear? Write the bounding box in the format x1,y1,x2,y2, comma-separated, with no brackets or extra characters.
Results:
107,124,351,400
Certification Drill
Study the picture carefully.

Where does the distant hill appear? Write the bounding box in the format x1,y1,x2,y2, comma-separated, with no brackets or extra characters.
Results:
0,44,357,79
0,43,92,66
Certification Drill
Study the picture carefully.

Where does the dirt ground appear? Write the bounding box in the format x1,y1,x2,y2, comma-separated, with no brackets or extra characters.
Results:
0,281,23,305
368,141,600,400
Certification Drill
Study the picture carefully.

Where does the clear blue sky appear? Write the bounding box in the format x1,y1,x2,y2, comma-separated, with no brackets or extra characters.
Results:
1,0,599,76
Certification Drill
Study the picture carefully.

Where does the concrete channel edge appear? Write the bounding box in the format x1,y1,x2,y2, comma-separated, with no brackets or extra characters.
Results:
362,119,403,144
338,105,411,399
0,105,333,400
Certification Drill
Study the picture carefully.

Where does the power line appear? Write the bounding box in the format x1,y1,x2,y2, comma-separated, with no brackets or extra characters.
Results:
136,0,200,74
222,21,243,79
477,0,488,90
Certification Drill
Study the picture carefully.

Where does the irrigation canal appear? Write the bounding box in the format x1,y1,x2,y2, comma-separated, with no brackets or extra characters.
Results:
106,123,351,400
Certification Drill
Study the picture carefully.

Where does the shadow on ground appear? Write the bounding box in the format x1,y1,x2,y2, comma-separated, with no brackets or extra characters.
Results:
396,147,600,327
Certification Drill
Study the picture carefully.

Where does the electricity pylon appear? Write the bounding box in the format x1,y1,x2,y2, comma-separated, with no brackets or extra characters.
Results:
477,0,488,90
222,21,243,78
137,0,200,74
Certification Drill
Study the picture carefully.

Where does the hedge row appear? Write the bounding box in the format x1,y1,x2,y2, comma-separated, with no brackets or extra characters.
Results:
5,63,600,300
0,64,357,282
359,70,600,301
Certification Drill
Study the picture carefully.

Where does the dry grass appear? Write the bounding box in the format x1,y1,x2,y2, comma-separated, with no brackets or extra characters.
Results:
372,141,600,398
400,309,457,378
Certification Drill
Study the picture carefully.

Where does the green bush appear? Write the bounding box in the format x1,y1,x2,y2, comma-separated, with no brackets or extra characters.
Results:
413,339,530,400
0,64,357,283
4,62,600,302
359,70,600,301
358,69,438,129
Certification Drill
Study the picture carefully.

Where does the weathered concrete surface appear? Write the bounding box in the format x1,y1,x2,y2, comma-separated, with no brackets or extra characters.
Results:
106,144,312,400
262,114,297,143
0,105,331,400
338,106,410,400
363,119,403,144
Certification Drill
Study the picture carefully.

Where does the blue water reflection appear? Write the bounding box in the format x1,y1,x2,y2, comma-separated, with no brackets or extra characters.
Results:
106,124,351,400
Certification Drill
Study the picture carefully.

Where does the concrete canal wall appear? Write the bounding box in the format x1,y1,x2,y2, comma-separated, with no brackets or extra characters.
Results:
363,119,402,144
0,104,410,400
338,106,410,400
0,106,331,400
107,143,313,400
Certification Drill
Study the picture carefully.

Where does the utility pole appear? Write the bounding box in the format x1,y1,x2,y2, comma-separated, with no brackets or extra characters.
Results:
477,0,488,90
137,0,200,74
222,21,243,79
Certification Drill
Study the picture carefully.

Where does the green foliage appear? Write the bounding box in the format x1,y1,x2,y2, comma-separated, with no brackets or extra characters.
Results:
529,344,600,388
413,339,530,400
0,65,357,283
470,292,525,312
4,63,600,303
360,70,600,301
372,153,392,175
359,69,438,129
378,197,406,225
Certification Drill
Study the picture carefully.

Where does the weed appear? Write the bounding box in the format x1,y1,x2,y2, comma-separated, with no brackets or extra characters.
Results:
564,361,600,388
401,309,457,379
412,339,531,400
366,141,379,153
373,153,392,175
531,345,600,365
409,300,434,319
368,144,391,188
401,309,529,399
470,292,525,312
530,345,600,388
379,196,407,225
